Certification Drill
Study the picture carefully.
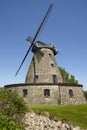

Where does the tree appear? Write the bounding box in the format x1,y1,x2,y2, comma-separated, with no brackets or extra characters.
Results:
84,91,87,100
0,88,28,129
69,75,78,84
59,67,78,84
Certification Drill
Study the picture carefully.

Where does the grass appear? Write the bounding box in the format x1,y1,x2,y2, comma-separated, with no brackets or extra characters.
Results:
29,104,87,129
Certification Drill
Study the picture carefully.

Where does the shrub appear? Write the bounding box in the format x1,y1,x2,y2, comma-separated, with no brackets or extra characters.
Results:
0,88,28,129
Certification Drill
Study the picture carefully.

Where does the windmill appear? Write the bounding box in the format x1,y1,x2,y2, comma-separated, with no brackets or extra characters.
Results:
16,4,63,84
4,4,86,106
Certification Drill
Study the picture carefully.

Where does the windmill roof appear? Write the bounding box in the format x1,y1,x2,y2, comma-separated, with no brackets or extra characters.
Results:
35,41,58,55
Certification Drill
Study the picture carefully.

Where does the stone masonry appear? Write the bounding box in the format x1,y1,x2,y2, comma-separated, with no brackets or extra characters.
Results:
4,83,86,105
25,47,63,83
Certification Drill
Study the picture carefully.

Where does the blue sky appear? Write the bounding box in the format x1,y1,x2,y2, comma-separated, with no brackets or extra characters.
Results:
0,0,87,90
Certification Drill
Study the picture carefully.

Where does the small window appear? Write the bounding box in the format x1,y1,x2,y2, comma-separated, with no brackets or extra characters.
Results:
34,75,38,82
23,89,28,97
35,75,38,80
52,75,57,83
51,63,54,67
44,89,50,97
49,53,52,57
69,89,73,97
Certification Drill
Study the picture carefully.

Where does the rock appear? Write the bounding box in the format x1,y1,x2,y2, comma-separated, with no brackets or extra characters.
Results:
42,111,50,117
73,126,81,130
22,112,83,130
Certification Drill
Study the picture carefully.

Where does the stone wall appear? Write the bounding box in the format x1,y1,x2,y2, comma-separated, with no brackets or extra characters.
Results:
59,84,86,105
4,83,86,105
5,84,59,105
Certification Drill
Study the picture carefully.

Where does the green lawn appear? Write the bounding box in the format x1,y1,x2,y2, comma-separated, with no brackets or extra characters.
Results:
29,104,87,129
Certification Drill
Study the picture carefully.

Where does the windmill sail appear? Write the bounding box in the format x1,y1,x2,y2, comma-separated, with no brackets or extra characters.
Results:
15,4,53,76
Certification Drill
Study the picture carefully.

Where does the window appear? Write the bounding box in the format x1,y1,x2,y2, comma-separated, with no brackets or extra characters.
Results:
44,89,50,97
34,75,38,83
51,63,54,67
49,53,52,57
52,75,57,83
69,89,73,97
23,89,28,97
35,75,38,80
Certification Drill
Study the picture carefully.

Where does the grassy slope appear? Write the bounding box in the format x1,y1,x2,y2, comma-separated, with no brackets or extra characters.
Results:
30,104,87,129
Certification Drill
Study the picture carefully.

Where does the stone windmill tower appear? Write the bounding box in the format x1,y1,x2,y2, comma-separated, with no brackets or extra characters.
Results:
25,41,62,83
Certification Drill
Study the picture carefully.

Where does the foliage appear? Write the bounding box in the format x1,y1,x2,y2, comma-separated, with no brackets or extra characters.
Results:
59,67,78,84
30,105,87,129
84,91,87,100
0,88,28,130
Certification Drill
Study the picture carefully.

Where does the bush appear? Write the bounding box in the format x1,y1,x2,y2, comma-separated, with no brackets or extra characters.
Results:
0,89,28,129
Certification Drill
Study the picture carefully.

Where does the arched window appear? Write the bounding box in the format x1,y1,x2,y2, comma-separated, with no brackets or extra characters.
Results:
69,89,73,97
44,89,50,97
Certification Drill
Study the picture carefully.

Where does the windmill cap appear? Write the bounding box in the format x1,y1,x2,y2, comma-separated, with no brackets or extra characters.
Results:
35,41,58,55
